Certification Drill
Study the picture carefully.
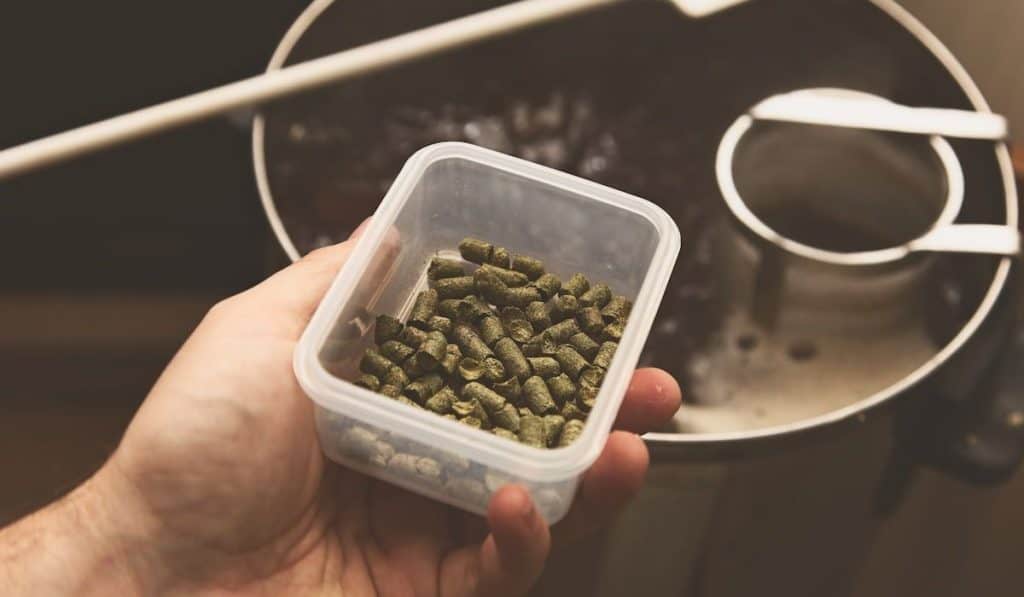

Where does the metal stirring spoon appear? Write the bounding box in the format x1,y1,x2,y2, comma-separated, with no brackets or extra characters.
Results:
0,0,744,182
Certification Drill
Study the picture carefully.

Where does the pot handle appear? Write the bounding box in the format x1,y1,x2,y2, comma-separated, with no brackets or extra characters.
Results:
929,325,1024,484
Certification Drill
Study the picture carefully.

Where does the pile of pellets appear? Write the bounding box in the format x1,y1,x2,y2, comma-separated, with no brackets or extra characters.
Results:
356,237,631,449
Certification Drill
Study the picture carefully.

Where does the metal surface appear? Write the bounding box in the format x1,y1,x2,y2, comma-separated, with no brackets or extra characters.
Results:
252,0,1017,450
751,88,1009,140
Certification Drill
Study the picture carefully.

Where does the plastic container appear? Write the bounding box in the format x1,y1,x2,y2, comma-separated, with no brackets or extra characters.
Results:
294,142,680,522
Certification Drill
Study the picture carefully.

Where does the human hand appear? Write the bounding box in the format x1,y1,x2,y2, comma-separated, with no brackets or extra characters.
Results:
2,224,681,596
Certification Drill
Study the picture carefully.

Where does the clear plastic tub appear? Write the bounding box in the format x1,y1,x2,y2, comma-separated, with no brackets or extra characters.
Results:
294,142,680,522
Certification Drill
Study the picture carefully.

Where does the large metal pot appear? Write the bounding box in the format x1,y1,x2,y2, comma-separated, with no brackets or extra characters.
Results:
253,0,1023,594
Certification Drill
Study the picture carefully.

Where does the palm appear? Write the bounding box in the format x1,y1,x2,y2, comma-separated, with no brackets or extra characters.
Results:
105,239,680,596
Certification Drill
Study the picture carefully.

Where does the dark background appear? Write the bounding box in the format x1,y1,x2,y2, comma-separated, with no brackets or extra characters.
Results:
0,1,307,521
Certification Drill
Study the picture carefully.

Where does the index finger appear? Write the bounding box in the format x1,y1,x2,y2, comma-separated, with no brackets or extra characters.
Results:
613,368,681,433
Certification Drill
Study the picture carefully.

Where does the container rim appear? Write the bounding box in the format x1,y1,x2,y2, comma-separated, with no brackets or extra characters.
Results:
256,0,1017,448
294,142,680,481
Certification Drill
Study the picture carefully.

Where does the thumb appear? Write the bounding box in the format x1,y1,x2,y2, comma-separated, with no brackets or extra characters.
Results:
237,220,375,323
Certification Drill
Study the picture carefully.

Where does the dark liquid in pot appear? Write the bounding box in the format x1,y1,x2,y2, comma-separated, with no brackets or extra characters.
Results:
262,0,991,408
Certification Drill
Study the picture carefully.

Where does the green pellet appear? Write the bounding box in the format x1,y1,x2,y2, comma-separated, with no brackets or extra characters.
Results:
428,257,467,280
577,308,604,339
489,246,512,268
546,374,577,404
526,301,552,330
379,384,402,398
438,299,461,319
473,268,508,304
375,315,404,344
415,457,443,485
527,356,561,378
523,376,558,415
579,283,612,308
479,316,506,346
415,331,448,371
457,295,494,323
408,289,439,329
518,406,533,418
602,320,625,342
521,336,544,357
518,415,546,447
501,307,535,343
442,413,458,421
458,357,485,382
459,237,493,264
459,416,483,429
579,365,605,389
533,273,562,300
439,346,460,376
452,399,490,427
383,366,410,388
445,478,487,505
403,373,443,404
542,414,566,447
494,337,531,382
481,356,507,383
463,382,507,416
452,324,493,360
427,315,452,336
511,254,545,280
500,285,543,308
594,341,617,369
601,295,633,323
401,354,429,379
569,332,601,360
355,374,381,392
561,273,590,298
425,386,456,414
479,263,529,287
360,349,395,378
493,377,523,402
492,428,518,441
544,318,581,345
492,403,521,432
399,326,428,348
577,383,599,412
561,400,585,421
558,419,586,447
435,276,477,300
554,345,589,380
380,340,415,363
549,294,578,322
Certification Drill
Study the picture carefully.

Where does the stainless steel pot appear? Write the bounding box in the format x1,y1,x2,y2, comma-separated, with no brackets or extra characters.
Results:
253,0,1023,594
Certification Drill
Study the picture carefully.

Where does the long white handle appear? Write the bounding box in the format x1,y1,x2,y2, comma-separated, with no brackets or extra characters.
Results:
0,0,621,182
908,224,1021,257
751,90,1009,140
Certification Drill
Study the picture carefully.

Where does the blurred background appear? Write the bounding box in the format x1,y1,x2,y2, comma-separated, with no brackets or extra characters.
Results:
0,1,1021,595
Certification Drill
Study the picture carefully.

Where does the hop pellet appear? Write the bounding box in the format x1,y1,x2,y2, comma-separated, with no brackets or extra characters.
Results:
428,257,467,280
561,273,590,298
494,337,531,382
576,307,604,338
527,356,561,378
479,263,529,287
558,419,586,447
435,276,477,300
408,289,439,330
375,315,404,344
353,237,632,451
523,376,558,415
459,238,493,264
579,283,612,309
511,254,545,280
534,273,562,300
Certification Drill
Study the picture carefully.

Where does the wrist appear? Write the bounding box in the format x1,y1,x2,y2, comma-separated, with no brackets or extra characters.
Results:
0,468,157,596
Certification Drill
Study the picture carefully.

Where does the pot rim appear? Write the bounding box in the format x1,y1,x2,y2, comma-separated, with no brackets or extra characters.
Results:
251,0,1018,445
